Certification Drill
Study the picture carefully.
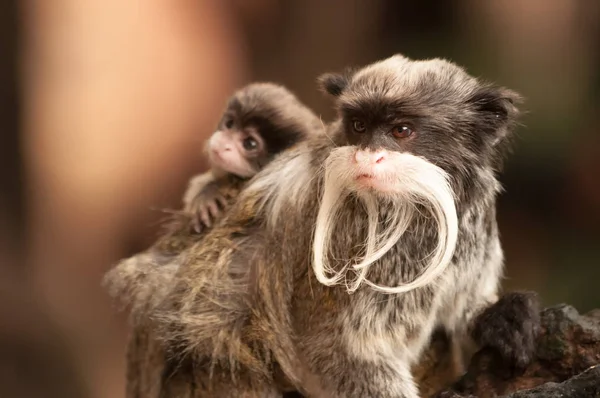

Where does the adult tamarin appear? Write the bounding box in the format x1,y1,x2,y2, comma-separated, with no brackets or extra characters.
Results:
154,54,540,398
102,82,321,398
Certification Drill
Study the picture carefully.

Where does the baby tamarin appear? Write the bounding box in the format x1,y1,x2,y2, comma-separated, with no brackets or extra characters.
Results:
102,82,321,398
105,81,321,312
154,54,540,397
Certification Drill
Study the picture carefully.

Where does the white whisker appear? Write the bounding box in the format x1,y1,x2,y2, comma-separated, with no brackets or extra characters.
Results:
312,146,459,294
318,117,337,147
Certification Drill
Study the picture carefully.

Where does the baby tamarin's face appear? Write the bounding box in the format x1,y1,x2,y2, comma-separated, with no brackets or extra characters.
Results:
207,114,266,178
206,83,320,179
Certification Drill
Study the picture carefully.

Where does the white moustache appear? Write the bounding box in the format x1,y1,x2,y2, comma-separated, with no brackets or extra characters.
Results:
313,146,458,294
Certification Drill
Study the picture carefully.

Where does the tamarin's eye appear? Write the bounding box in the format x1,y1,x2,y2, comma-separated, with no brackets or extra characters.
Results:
242,136,259,151
391,126,413,139
224,118,234,129
352,120,366,133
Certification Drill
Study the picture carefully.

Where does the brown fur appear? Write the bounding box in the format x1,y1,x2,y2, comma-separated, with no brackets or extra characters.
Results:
102,82,320,398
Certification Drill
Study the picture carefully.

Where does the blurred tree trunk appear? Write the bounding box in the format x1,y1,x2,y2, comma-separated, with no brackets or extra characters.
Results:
20,1,247,397
0,1,87,397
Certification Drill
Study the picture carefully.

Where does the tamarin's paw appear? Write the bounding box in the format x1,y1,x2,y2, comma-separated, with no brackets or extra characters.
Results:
471,291,541,370
189,191,228,233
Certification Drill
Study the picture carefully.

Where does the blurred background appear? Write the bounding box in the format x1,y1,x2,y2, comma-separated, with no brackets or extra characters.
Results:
1,0,598,397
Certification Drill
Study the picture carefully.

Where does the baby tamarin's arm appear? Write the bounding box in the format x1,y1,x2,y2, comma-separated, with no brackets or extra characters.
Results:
182,172,239,231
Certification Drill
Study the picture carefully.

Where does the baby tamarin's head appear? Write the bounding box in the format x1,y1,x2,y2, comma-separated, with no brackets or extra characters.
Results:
309,54,522,293
206,83,321,178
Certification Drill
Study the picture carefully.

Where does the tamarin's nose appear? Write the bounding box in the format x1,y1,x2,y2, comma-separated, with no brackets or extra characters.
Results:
354,149,387,165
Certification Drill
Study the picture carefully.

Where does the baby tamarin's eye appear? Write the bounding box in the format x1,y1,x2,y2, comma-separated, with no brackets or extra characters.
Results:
224,118,234,129
242,136,259,151
391,126,414,139
352,119,366,133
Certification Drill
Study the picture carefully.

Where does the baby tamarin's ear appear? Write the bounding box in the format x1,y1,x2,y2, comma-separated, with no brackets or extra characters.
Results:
317,68,355,97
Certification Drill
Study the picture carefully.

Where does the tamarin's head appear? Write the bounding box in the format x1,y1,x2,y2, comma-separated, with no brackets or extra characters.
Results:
317,53,522,196
309,54,522,293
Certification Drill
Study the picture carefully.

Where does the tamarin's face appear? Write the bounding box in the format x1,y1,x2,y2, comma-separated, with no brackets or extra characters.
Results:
207,111,267,178
206,83,319,178
319,54,520,199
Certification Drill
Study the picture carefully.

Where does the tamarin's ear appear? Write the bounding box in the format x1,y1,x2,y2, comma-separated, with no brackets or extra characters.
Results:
317,68,354,97
468,83,524,146
468,84,522,124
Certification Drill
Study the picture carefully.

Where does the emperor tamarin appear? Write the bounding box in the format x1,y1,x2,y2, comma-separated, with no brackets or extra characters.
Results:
154,54,540,397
